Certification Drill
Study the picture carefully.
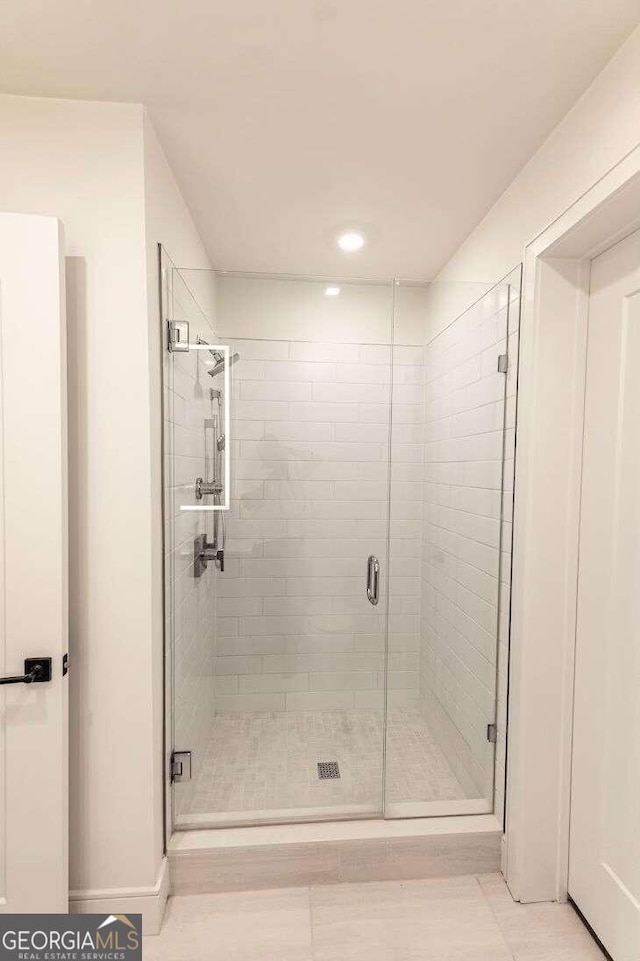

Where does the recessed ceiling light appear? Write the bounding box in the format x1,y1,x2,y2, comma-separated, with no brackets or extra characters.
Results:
337,230,365,253
325,286,341,296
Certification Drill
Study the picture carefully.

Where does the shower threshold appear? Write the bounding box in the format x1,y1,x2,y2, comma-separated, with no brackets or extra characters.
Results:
175,797,492,831
176,802,377,831
168,814,502,895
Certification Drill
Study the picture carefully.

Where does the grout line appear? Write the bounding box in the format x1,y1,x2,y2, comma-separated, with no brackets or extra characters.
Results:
308,885,318,961
474,875,517,961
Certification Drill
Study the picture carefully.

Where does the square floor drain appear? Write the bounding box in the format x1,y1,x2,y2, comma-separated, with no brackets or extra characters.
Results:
317,761,340,780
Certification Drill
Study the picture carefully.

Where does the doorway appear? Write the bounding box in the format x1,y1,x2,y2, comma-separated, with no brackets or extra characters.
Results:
568,227,640,961
504,156,640,960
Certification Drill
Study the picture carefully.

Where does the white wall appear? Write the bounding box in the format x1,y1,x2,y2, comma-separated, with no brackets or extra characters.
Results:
0,95,212,909
215,275,395,343
435,23,640,294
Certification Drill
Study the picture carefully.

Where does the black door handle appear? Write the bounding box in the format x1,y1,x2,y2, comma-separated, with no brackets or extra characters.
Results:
0,657,52,686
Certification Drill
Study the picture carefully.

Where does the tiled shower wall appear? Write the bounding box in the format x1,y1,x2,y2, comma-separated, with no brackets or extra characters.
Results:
214,338,425,713
419,274,519,813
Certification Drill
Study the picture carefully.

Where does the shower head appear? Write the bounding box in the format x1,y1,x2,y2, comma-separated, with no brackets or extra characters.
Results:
207,351,240,378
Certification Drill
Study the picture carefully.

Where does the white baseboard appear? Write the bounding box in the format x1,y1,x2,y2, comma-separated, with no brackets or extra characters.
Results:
69,857,169,935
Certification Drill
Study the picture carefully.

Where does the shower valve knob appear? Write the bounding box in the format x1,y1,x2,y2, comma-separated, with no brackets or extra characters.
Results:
195,477,223,500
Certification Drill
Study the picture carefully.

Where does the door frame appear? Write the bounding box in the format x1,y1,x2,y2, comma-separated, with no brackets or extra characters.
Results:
505,144,640,903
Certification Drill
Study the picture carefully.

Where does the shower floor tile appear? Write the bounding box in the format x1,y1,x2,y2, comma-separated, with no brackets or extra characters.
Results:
183,709,468,824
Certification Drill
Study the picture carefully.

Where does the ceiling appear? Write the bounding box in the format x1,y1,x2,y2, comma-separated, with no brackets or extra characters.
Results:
1,0,640,279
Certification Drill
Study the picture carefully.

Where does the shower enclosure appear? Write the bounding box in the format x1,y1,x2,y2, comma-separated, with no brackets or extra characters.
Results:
161,248,520,831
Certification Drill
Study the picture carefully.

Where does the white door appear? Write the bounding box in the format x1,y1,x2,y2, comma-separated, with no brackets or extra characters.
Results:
569,228,640,960
0,212,68,912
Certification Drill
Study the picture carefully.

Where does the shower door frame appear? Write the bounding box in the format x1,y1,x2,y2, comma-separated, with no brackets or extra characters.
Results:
159,243,173,850
159,260,515,838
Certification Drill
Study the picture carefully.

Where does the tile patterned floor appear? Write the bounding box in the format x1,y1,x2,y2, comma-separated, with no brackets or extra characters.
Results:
144,873,606,961
186,709,468,819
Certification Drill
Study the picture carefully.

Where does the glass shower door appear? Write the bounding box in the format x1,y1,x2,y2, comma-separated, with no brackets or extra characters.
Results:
384,278,517,818
164,266,395,829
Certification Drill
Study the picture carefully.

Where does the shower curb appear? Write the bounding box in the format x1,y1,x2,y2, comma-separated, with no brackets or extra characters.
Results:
168,815,501,894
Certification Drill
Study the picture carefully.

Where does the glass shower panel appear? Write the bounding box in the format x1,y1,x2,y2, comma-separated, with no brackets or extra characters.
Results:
162,254,222,828
167,269,394,829
384,279,515,818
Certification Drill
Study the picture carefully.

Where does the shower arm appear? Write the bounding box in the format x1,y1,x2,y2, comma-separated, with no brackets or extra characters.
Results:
196,336,222,361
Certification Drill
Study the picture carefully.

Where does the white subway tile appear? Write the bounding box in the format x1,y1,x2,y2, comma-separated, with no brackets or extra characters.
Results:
313,382,391,404
233,360,266,381
233,461,290,480
264,421,333,442
358,403,391,424
309,672,378,691
288,402,359,422
241,380,312,401
334,423,388,443
217,596,263,617
234,400,289,420
391,385,423,405
263,596,331,615
238,673,308,693
265,361,336,382
216,635,286,655
231,340,289,361
289,342,360,363
217,577,285,597
283,634,355,654
353,691,385,711
214,655,262,675
334,363,392,384
232,420,265,440
226,518,288,539
285,691,354,712
358,345,391,365
263,479,329,500
285,577,361,596
333,480,388,500
215,693,286,713
262,652,384,673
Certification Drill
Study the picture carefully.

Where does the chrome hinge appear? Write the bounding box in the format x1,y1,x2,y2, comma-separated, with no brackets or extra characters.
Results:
497,353,508,373
168,320,190,353
487,723,497,743
171,750,192,782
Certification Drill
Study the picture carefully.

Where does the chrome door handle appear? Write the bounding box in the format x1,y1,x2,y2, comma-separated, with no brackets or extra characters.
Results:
366,555,380,606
